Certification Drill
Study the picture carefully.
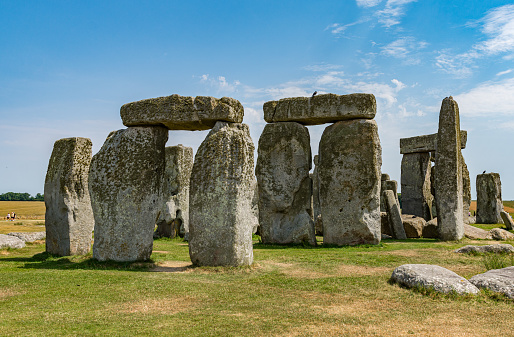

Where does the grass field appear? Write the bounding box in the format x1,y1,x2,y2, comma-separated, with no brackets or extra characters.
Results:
0,201,45,220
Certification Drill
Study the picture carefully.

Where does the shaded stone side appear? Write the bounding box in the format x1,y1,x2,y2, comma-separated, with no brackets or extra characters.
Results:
319,119,382,246
381,179,399,213
313,155,322,235
189,122,255,266
45,137,94,256
401,152,433,221
156,145,193,238
400,131,467,154
461,153,471,224
476,173,502,224
435,97,463,241
89,127,168,261
263,93,376,125
384,190,407,239
255,122,315,245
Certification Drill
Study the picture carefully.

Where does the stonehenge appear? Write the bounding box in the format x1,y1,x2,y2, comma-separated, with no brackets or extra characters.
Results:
476,173,503,224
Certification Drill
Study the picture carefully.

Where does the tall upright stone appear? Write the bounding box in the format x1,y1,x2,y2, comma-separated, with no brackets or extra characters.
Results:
401,152,433,220
384,190,407,240
312,155,322,235
461,153,471,224
89,126,168,261
189,122,255,266
476,173,503,224
45,137,94,256
256,122,315,245
435,97,463,240
155,145,193,238
319,119,382,245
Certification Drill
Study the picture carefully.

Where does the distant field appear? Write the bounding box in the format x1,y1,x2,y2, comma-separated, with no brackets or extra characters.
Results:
469,201,514,213
0,201,45,220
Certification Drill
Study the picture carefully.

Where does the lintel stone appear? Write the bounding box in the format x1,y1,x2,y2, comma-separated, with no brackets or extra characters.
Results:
400,130,467,154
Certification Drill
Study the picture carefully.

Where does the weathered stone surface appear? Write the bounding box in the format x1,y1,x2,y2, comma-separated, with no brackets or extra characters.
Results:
401,214,427,238
401,152,433,220
7,232,45,242
489,228,514,241
250,178,260,235
155,145,193,239
313,155,322,236
423,218,439,238
454,244,514,254
399,130,467,154
380,175,397,212
476,173,503,224
461,153,471,225
263,93,376,125
89,126,168,262
381,212,391,236
319,119,381,246
189,122,255,266
121,94,244,131
469,266,514,299
435,97,464,241
500,211,514,231
45,137,94,256
385,190,407,239
0,234,25,249
390,264,479,295
464,224,493,240
256,122,315,245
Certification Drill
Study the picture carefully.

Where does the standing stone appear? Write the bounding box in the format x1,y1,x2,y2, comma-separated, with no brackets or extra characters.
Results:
384,190,407,239
156,145,193,239
250,178,260,235
476,173,503,224
89,127,168,261
189,122,255,266
313,155,322,235
380,174,389,212
500,211,514,230
256,122,315,245
381,179,399,213
401,152,433,220
45,137,94,256
461,153,471,224
319,119,382,246
435,97,464,241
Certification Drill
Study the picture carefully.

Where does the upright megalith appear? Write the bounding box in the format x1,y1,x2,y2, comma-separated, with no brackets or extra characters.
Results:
401,152,433,220
155,145,193,239
319,119,382,245
89,126,168,261
476,173,503,224
380,174,399,213
312,155,322,235
256,122,315,245
45,137,94,256
461,153,471,224
384,190,407,239
435,97,463,241
189,121,255,266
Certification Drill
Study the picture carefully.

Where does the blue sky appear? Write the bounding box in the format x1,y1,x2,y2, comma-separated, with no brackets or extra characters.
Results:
2,0,514,199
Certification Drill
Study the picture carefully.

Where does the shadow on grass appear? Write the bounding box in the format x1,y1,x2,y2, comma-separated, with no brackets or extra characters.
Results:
253,238,438,250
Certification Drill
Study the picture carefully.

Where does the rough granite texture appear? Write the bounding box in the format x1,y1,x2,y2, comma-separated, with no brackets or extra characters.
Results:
500,211,514,231
489,228,514,241
45,137,94,256
381,212,391,236
256,122,315,245
401,214,427,238
319,119,381,246
7,232,45,242
435,97,464,241
155,145,193,238
390,264,479,295
454,244,514,254
381,178,399,213
401,152,433,221
422,218,439,238
263,93,376,125
0,234,25,249
89,126,168,262
476,173,503,224
464,224,493,240
469,266,514,299
384,190,407,239
121,94,244,131
461,153,471,225
399,130,467,154
189,122,255,266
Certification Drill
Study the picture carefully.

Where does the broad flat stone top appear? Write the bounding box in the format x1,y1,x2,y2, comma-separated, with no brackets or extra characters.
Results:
470,266,514,299
120,94,244,131
400,130,467,154
263,93,376,125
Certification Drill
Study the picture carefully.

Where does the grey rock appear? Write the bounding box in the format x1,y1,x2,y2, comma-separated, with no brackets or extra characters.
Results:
476,173,503,224
381,211,391,236
489,228,514,241
381,173,390,181
0,234,25,249
401,214,427,238
89,126,168,261
256,122,315,245
461,153,471,225
45,137,94,256
382,233,393,240
251,179,260,235
401,152,433,221
155,145,193,238
464,224,493,240
313,155,322,235
454,244,514,254
423,218,439,238
381,178,399,213
263,93,376,125
469,266,514,299
435,97,464,241
7,232,46,242
399,130,467,154
385,190,407,239
319,119,381,246
390,264,479,295
500,211,514,231
121,94,244,131
189,122,255,266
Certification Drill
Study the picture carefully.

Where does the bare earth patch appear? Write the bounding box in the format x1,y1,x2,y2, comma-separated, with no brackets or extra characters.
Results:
151,261,191,273
337,264,391,276
261,261,330,279
0,288,21,300
118,296,197,315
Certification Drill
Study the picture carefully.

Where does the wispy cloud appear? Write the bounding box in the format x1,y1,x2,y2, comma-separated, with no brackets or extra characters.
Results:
455,77,514,116
303,64,344,72
380,36,428,64
434,51,474,78
496,69,513,77
326,18,370,35
375,0,418,28
198,74,241,94
356,0,383,8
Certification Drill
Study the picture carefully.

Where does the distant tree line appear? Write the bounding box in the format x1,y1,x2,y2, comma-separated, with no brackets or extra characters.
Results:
0,192,44,201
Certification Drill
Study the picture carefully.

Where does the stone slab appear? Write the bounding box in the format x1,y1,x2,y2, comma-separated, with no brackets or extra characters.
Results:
454,244,514,254
7,232,45,243
0,234,25,249
489,228,514,241
385,190,407,239
464,224,493,240
500,211,514,231
401,152,433,220
469,266,514,299
476,173,503,224
400,130,467,154
401,214,427,238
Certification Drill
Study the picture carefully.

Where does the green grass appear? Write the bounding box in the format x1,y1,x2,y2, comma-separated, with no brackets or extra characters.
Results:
1,237,514,336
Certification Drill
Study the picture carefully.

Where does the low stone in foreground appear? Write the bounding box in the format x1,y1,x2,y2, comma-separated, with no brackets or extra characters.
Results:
0,234,25,249
464,224,492,240
469,266,514,299
489,228,514,241
454,244,514,254
7,232,46,243
391,264,479,295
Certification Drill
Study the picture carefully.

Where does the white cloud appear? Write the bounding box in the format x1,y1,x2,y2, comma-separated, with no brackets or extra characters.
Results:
304,64,344,72
326,18,370,35
356,0,383,8
375,0,417,28
475,4,514,55
497,69,513,76
380,37,428,64
454,77,514,116
434,52,474,78
198,74,241,93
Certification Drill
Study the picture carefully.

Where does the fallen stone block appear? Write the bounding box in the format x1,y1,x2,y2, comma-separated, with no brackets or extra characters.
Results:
422,218,439,238
454,244,514,254
0,234,25,249
469,266,514,299
500,211,514,231
464,224,493,240
489,228,514,241
7,232,46,243
401,214,426,238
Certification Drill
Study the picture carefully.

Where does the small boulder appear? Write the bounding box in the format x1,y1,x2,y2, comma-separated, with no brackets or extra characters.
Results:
390,264,479,295
500,211,514,231
454,244,514,254
464,224,493,240
7,232,46,243
469,266,514,299
422,218,439,238
489,228,514,241
401,214,426,238
0,234,25,249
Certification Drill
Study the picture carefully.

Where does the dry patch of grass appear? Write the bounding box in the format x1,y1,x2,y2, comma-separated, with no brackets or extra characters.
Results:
0,220,45,234
261,261,330,279
0,201,45,219
0,288,22,300
118,296,197,315
337,264,391,276
151,261,191,273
